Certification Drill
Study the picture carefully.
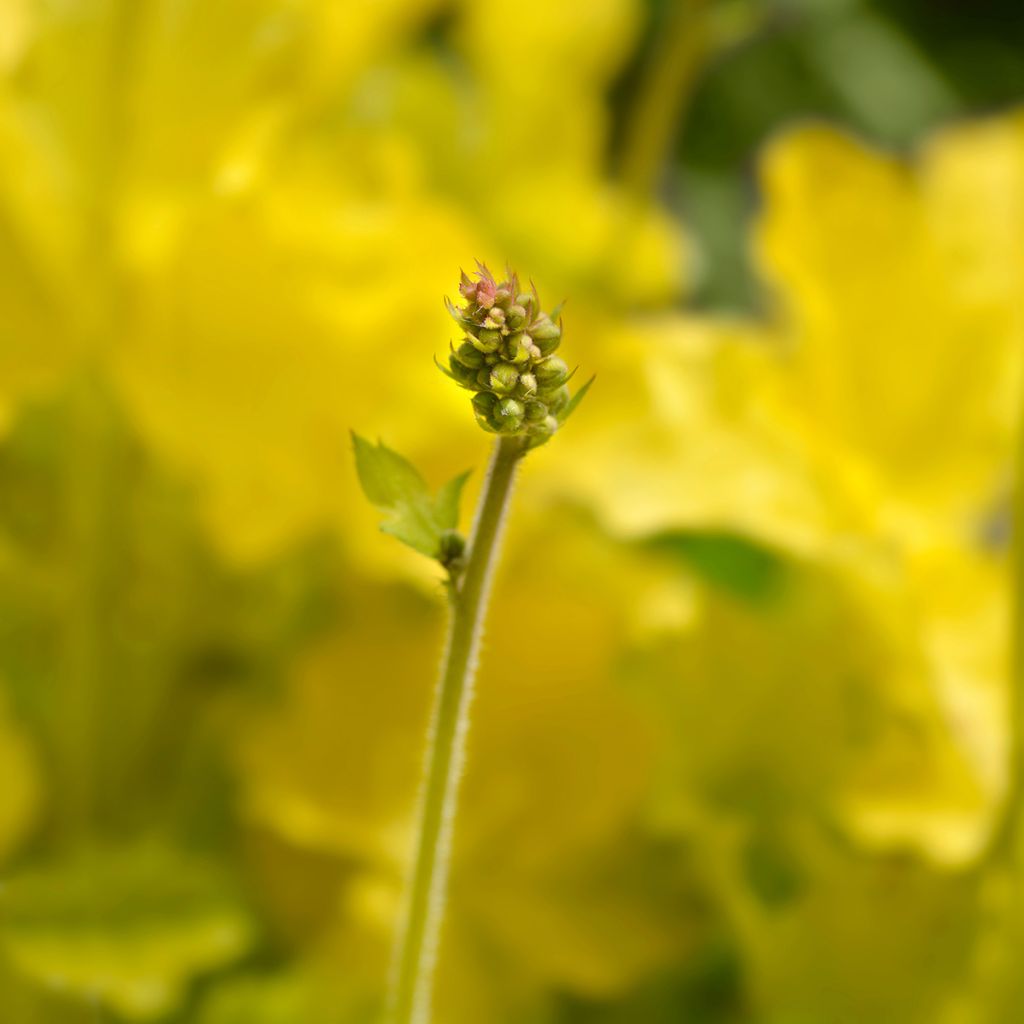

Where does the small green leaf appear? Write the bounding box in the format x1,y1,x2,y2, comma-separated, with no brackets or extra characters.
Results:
351,434,470,561
351,433,428,507
559,374,596,424
434,470,472,530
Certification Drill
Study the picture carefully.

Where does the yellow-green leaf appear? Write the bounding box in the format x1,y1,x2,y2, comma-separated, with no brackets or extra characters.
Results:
0,845,255,1020
351,433,469,560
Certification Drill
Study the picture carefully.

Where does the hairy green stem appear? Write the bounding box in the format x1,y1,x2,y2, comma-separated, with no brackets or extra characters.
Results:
386,434,525,1024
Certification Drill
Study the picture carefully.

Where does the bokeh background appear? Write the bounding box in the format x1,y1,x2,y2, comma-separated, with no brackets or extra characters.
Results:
2,0,1024,1021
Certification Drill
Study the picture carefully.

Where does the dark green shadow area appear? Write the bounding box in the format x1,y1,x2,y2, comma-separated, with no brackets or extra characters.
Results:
640,529,790,605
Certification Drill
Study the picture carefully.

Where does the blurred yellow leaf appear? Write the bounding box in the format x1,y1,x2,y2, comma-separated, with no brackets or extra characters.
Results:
237,511,698,1020
0,845,255,1020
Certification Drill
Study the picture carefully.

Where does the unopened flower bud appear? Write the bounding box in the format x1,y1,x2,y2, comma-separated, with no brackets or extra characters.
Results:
489,362,519,394
495,398,524,431
454,341,486,368
472,391,499,430
507,333,533,363
528,414,559,445
516,373,538,398
507,304,528,328
445,264,588,438
473,391,497,414
531,318,561,355
544,385,570,413
448,356,480,387
475,278,496,309
535,356,569,387
524,399,548,422
459,267,497,309
438,528,466,567
472,328,502,353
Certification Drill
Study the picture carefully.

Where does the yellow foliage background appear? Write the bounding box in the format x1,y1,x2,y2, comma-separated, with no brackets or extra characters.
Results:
1,1,1023,1022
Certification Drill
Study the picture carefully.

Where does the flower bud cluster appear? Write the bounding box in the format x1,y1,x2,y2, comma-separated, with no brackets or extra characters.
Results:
443,263,570,444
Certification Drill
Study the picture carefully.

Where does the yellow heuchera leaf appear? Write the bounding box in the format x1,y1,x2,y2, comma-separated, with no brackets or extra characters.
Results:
695,814,979,1024
0,845,255,1020
531,315,839,556
630,559,986,845
841,543,1012,864
755,118,1024,526
539,112,1024,866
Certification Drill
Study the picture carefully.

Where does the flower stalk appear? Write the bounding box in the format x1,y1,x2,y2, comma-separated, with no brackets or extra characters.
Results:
354,264,590,1022
386,434,525,1024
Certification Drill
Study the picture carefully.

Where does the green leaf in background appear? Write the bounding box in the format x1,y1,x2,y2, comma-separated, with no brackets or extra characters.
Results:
0,844,255,1020
351,433,469,560
641,530,788,605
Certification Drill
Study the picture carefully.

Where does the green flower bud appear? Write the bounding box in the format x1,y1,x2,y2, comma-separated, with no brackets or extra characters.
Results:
472,392,499,431
507,304,528,329
543,384,570,413
438,528,466,568
528,414,559,444
516,372,538,398
495,398,524,431
446,264,586,437
531,319,561,356
489,362,519,394
530,317,561,341
472,391,498,417
448,356,480,387
454,341,486,368
472,328,502,353
524,399,548,422
506,333,533,364
535,356,569,387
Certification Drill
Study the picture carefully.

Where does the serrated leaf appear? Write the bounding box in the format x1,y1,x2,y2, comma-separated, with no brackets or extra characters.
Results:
351,434,470,560
0,844,255,1020
559,374,596,425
